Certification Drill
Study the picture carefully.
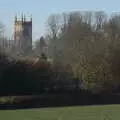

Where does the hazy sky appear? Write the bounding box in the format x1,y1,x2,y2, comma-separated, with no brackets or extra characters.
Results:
0,0,120,40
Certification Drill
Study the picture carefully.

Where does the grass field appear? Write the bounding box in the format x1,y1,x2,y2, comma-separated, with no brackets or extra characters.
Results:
0,105,120,120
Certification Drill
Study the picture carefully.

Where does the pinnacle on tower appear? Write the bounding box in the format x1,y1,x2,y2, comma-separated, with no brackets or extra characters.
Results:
15,14,17,22
21,13,23,22
30,14,32,22
24,14,26,22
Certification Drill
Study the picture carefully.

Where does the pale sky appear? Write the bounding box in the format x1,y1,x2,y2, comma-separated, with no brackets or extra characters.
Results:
0,0,120,40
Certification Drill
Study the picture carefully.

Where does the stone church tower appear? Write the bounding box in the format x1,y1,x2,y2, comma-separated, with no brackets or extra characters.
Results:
14,14,32,53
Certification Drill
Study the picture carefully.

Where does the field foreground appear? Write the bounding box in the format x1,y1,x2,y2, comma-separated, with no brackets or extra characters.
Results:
0,105,120,120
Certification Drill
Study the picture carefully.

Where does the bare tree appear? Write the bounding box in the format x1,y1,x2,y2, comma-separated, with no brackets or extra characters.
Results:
46,14,62,63
46,14,61,38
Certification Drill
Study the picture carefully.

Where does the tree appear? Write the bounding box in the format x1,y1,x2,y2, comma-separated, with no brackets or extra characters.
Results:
46,14,61,63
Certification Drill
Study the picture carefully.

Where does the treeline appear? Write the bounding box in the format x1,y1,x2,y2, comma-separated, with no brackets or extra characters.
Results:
47,11,120,94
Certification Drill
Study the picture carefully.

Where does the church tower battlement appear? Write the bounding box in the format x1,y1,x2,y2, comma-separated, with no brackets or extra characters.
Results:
14,13,32,53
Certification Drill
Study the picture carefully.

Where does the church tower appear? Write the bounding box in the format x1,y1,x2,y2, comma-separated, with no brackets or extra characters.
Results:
14,14,32,53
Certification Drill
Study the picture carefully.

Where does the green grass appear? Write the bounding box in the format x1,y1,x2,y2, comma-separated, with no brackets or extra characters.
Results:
0,105,120,120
